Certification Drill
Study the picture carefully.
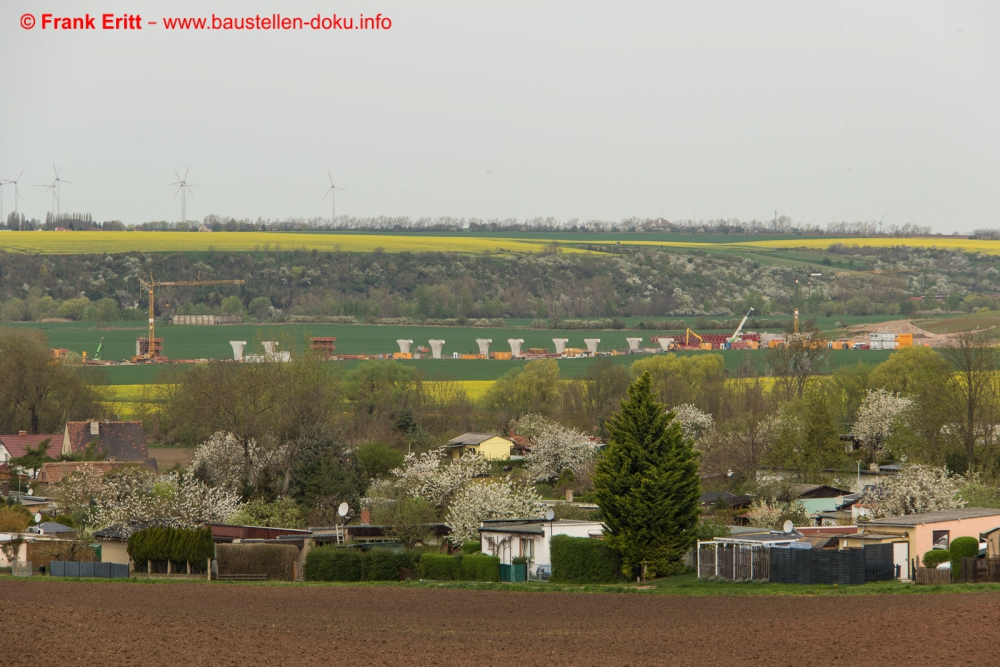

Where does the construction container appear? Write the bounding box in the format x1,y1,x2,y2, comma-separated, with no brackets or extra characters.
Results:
492,351,512,360
392,352,412,359
896,333,913,348
527,348,548,355
699,343,713,351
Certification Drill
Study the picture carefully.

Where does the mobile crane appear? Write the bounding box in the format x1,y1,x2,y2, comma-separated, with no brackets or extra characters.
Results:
133,273,246,362
93,336,104,361
728,308,755,343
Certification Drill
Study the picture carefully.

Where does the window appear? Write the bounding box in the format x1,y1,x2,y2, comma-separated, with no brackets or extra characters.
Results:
519,538,534,560
932,530,950,549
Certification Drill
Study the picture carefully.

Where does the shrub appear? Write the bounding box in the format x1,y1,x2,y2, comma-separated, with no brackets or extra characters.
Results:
950,536,980,577
127,527,214,565
420,553,459,580
459,554,500,582
922,549,950,568
0,507,31,533
550,535,625,584
304,546,364,581
461,541,482,554
216,543,299,581
366,548,415,581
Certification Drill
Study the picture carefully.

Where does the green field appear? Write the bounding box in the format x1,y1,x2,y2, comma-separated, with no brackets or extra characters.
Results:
9,321,895,385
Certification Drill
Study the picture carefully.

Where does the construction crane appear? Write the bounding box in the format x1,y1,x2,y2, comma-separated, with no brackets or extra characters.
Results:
684,328,703,347
133,273,246,362
728,308,755,343
793,308,800,335
93,336,104,361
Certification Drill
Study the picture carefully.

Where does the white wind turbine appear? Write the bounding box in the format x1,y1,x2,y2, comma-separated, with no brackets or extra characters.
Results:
1,170,26,225
323,172,346,226
169,168,195,224
35,164,71,220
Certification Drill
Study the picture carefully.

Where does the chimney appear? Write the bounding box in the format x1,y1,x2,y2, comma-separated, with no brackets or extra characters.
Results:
360,507,371,525
1,481,8,497
90,421,99,435
18,430,26,436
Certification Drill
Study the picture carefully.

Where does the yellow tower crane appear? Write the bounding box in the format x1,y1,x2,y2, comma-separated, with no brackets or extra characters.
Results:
133,273,246,362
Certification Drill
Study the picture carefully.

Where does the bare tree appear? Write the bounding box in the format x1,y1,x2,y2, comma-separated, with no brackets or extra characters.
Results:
940,330,1000,465
765,333,828,399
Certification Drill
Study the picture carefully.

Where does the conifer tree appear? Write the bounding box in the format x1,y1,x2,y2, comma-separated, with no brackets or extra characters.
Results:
593,371,700,580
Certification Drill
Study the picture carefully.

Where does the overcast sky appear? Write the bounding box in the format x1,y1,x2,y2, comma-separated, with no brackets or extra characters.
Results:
1,1,997,231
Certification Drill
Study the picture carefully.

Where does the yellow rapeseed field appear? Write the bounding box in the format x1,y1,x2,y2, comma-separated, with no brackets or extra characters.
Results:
0,231,582,255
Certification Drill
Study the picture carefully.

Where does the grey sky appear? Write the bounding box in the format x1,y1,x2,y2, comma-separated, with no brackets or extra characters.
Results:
1,1,997,231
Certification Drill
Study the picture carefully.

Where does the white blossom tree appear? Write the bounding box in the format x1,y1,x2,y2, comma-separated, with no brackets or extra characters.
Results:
445,478,545,544
190,431,288,494
671,404,715,447
519,415,597,483
853,388,913,462
859,464,965,518
57,464,242,537
382,448,490,508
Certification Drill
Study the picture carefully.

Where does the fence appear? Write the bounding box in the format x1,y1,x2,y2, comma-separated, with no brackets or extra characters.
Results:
957,557,1000,584
770,543,894,585
12,561,32,577
49,561,130,579
697,542,770,581
500,563,528,583
915,567,952,585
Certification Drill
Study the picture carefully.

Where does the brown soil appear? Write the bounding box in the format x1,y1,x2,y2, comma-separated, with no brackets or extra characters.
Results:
4,581,1000,666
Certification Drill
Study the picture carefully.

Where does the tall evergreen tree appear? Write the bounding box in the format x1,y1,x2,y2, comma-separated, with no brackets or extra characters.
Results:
593,371,700,580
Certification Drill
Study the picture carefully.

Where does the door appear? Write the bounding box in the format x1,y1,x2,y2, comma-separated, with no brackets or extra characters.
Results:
892,541,909,580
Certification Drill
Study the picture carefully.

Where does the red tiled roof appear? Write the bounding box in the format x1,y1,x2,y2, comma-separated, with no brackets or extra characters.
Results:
36,459,158,485
64,421,149,460
0,434,61,459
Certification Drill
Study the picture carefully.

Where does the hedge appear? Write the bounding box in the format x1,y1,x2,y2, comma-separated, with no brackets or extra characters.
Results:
950,536,980,577
417,553,500,581
304,547,417,582
127,527,214,565
922,548,950,569
217,543,298,581
550,535,624,583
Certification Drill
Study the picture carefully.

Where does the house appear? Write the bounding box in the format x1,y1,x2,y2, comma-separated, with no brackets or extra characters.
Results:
789,484,853,515
479,518,604,578
30,521,76,537
699,491,752,510
982,526,1000,557
0,431,62,465
62,420,152,461
444,433,513,461
840,507,1000,575
35,459,158,488
92,525,133,565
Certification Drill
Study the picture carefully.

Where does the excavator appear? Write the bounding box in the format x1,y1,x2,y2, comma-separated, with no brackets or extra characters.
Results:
683,328,703,347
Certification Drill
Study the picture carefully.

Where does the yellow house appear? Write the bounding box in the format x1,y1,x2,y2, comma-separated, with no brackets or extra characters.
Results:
445,433,512,461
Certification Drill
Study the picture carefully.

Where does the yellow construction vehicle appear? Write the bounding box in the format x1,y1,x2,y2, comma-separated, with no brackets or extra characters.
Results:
684,328,703,347
133,273,246,362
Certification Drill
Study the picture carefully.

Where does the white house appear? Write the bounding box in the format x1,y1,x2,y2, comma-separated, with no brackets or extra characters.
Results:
479,518,604,578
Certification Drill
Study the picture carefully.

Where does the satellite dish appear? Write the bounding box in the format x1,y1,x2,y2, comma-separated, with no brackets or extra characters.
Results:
26,488,33,496
545,509,555,521
34,513,42,523
782,520,794,533
337,502,349,518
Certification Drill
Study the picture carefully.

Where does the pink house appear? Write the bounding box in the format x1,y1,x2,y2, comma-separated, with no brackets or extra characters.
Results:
841,507,1000,577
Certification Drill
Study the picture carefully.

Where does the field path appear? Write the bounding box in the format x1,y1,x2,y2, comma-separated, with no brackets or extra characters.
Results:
2,581,1000,665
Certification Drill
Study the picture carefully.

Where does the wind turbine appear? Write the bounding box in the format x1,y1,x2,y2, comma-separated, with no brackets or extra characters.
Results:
1,170,25,222
169,168,195,224
323,172,346,225
36,165,71,220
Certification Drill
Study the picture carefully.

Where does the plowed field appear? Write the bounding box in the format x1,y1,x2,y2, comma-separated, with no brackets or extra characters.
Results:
3,581,1000,666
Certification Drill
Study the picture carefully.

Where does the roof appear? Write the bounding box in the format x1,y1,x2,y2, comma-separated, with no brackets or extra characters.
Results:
0,434,60,459
65,421,150,460
33,521,76,535
446,433,510,446
36,459,158,485
700,491,752,506
865,507,1000,527
479,523,545,535
790,484,852,498
842,532,905,541
713,531,802,544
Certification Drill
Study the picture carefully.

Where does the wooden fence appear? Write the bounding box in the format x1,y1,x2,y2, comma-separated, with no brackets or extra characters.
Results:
958,557,1000,584
915,567,952,585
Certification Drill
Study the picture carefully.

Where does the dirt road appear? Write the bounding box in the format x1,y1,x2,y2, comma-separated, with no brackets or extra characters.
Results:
3,580,999,666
